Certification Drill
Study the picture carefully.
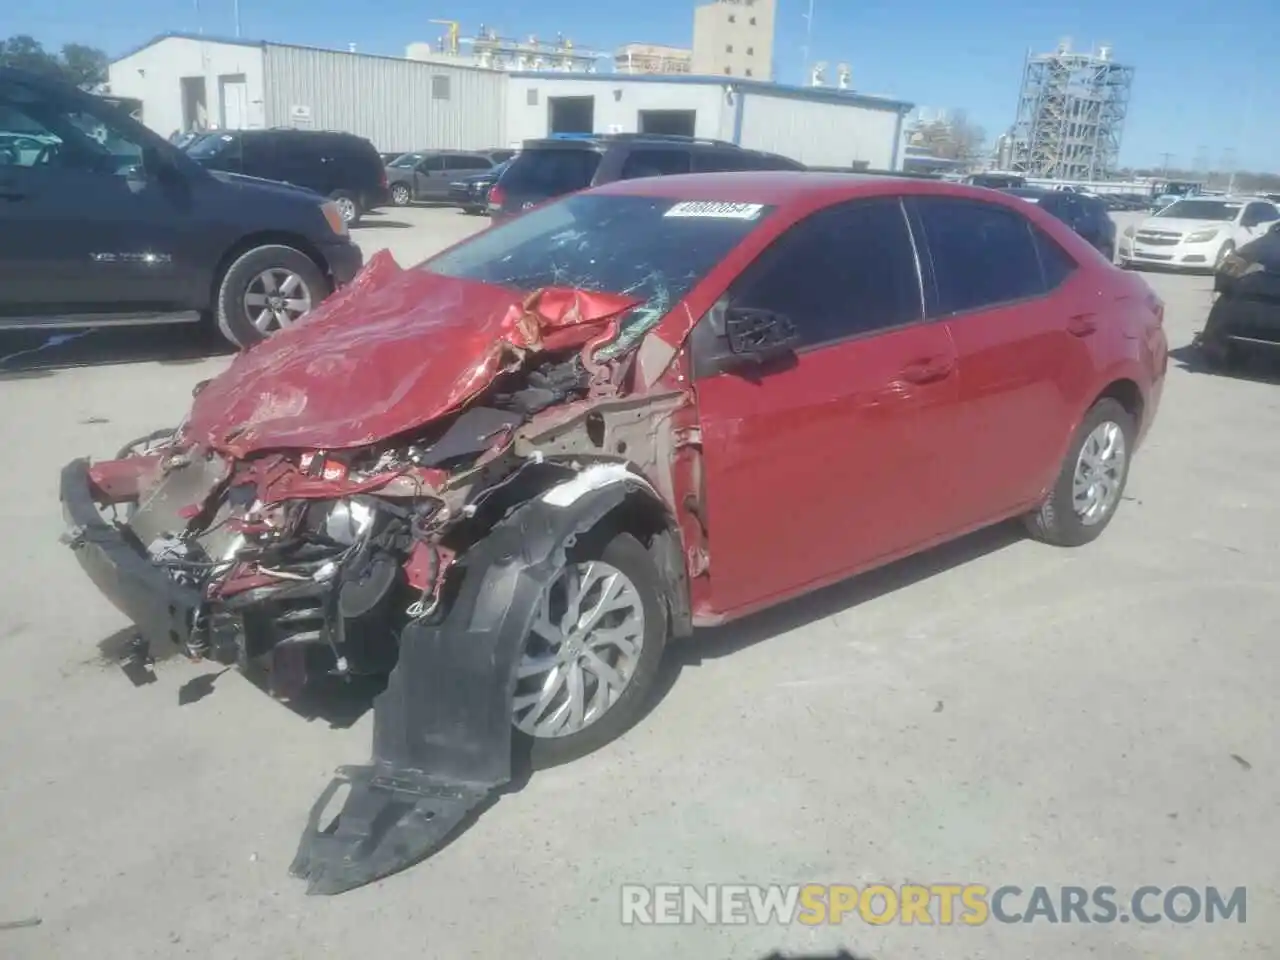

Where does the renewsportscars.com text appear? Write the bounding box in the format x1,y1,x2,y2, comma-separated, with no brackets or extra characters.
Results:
620,884,1247,926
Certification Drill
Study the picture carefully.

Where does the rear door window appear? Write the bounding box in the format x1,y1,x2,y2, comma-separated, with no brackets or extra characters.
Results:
729,198,924,347
503,148,601,196
619,148,692,179
693,149,751,172
239,133,272,173
914,197,1047,315
446,154,491,172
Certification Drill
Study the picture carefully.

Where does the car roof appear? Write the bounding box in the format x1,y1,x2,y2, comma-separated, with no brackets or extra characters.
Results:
591,170,1047,213
523,133,744,151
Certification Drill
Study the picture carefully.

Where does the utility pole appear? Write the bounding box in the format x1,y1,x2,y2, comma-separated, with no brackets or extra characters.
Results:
1158,152,1174,178
1222,148,1238,194
234,0,241,37
1193,144,1209,174
801,0,814,83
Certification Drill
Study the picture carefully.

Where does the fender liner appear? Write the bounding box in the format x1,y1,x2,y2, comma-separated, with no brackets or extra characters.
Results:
289,471,656,894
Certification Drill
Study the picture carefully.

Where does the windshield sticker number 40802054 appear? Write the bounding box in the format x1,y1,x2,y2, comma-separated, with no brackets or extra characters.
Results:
664,201,764,220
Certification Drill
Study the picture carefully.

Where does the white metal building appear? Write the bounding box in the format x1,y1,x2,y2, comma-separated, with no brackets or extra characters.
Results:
108,34,911,169
107,33,508,153
506,74,912,170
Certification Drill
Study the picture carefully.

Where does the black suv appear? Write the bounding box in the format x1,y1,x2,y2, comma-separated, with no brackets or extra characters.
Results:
185,128,388,225
1001,187,1118,261
488,134,804,221
0,68,363,348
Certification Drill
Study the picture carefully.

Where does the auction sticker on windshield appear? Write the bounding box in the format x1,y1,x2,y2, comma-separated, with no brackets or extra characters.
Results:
665,201,764,220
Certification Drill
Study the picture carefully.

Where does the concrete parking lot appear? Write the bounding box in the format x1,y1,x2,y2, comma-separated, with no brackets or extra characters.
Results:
0,205,1276,959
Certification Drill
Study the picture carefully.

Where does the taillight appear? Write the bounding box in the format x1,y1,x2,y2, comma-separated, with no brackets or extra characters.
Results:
379,169,388,188
488,183,506,207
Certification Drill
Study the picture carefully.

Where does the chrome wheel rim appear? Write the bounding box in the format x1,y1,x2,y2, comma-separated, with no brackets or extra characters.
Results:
512,560,645,738
334,196,357,222
1216,243,1233,267
1073,421,1127,525
391,184,410,205
243,269,313,334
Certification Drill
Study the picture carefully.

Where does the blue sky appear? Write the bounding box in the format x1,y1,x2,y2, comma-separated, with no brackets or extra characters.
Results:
12,0,1279,171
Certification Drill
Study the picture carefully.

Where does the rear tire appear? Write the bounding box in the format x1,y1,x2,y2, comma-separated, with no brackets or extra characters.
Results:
390,183,412,207
330,190,362,225
1024,398,1135,547
215,245,328,349
514,532,669,770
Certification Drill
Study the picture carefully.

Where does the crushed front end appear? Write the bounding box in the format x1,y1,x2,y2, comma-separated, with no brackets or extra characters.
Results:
59,263,696,895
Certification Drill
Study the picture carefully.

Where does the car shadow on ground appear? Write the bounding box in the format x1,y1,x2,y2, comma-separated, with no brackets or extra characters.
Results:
1168,343,1280,383
637,519,1026,730
0,325,232,381
352,219,412,230
98,519,1024,728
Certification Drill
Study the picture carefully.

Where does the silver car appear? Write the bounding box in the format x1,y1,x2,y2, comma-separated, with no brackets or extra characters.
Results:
387,150,495,205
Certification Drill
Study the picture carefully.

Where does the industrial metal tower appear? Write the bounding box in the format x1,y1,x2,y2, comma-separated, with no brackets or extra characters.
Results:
1009,39,1135,180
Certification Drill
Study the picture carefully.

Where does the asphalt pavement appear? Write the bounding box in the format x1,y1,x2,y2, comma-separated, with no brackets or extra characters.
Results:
0,206,1275,960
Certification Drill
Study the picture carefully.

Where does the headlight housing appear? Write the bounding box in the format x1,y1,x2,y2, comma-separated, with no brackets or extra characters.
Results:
1185,228,1219,243
320,200,349,237
324,499,375,545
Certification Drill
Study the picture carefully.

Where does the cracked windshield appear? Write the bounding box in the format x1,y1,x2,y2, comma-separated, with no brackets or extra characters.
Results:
0,0,1275,958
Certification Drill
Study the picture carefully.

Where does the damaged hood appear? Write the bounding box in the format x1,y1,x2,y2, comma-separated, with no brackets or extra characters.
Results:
184,250,640,457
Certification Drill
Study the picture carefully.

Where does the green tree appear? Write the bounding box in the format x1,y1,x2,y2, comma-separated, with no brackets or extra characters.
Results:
60,43,110,87
1,35,109,88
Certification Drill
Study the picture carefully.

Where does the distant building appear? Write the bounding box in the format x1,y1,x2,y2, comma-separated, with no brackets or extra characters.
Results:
614,43,692,75
407,27,601,73
691,0,776,81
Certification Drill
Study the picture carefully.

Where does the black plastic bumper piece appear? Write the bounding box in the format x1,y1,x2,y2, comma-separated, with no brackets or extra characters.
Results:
60,458,201,650
290,478,641,895
321,238,364,286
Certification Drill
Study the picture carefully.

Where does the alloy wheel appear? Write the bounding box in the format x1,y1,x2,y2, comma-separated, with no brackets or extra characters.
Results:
242,268,314,334
512,560,646,738
333,196,358,223
1072,420,1127,525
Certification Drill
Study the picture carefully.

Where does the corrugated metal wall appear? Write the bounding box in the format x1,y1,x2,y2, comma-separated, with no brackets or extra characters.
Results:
739,94,900,169
262,45,507,153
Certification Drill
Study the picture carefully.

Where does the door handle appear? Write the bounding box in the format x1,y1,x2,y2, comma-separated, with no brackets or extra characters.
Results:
900,356,955,384
1067,312,1099,337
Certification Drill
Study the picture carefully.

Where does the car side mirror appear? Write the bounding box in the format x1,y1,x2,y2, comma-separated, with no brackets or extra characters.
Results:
724,307,800,361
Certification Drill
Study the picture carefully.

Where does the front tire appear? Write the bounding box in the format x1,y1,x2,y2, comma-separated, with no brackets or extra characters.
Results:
1024,398,1135,547
513,531,669,770
390,183,412,206
215,245,328,348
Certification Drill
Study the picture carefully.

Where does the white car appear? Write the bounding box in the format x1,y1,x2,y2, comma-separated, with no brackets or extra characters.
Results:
1118,197,1280,270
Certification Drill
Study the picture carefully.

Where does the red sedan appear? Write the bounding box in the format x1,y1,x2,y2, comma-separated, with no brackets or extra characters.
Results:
61,172,1167,893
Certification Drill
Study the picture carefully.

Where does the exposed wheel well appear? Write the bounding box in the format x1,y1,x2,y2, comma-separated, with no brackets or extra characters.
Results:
581,490,693,640
208,232,332,307
1094,378,1144,432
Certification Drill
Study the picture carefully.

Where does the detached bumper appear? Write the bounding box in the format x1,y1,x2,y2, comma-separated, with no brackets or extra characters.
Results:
60,458,201,649
1196,295,1280,358
320,239,364,287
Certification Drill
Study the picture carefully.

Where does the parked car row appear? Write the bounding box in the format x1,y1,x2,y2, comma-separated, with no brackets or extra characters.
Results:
0,67,364,348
